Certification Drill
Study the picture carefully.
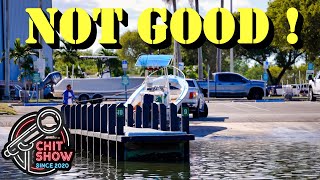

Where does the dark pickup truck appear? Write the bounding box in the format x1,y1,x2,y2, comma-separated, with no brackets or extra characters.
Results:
197,72,266,100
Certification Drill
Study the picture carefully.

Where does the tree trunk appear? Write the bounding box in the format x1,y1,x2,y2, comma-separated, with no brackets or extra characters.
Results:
195,0,204,79
274,67,288,85
266,69,275,84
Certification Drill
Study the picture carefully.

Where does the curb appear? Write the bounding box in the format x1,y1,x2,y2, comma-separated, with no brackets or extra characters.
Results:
23,103,60,106
255,99,285,102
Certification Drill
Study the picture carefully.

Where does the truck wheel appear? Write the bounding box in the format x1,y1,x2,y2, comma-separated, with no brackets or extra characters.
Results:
193,103,200,119
200,103,208,118
248,88,263,100
79,94,89,104
309,88,316,101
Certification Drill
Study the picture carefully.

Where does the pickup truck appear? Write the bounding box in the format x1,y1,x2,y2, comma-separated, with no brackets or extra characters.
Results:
308,72,320,101
197,72,265,100
183,79,208,118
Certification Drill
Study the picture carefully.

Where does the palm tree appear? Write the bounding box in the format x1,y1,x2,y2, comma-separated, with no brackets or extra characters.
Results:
7,38,38,68
0,38,38,98
189,0,204,79
53,38,79,65
53,38,81,77
97,49,122,77
2,38,38,82
162,0,181,74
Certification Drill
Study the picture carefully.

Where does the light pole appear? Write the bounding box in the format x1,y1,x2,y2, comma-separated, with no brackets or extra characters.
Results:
4,0,10,100
230,0,234,72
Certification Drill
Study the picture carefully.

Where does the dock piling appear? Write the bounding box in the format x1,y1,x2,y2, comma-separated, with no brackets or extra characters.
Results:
151,103,159,130
127,104,134,127
135,105,142,128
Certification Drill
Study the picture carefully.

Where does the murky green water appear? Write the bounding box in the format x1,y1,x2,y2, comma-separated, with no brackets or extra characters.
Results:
1,136,320,179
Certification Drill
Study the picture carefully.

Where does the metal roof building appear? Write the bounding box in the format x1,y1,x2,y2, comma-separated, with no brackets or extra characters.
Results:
0,0,53,81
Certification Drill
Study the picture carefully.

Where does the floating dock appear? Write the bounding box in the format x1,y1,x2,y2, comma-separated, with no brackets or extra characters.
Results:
61,103,194,161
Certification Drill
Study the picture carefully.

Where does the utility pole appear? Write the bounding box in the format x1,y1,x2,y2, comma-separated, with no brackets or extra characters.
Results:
4,0,10,100
230,0,234,72
172,0,181,75
216,0,223,72
38,0,45,99
195,0,204,80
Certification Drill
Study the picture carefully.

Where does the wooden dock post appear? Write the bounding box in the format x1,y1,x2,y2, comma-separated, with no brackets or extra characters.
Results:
116,104,125,135
170,103,179,131
159,104,167,131
101,104,108,133
108,104,116,134
151,103,159,130
81,105,87,130
75,105,81,129
181,103,189,134
87,105,94,131
135,105,142,128
142,103,150,128
94,104,101,132
64,105,70,128
61,105,66,125
70,105,76,129
127,104,134,127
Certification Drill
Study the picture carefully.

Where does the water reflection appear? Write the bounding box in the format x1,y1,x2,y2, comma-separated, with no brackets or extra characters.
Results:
190,138,320,179
1,138,320,179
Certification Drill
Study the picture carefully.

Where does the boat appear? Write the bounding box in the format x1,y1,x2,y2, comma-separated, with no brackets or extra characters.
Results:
125,55,189,110
52,56,146,102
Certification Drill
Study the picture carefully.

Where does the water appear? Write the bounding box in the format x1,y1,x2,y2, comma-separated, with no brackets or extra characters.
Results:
1,135,320,180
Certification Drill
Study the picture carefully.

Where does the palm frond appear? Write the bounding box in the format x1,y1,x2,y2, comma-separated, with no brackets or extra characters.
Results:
189,0,195,9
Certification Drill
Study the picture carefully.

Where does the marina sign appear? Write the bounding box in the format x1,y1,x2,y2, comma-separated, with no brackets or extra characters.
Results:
122,75,129,86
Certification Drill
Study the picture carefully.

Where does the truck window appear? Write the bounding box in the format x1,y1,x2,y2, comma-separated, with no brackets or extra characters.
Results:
219,74,244,82
229,74,244,82
218,74,231,82
187,80,196,87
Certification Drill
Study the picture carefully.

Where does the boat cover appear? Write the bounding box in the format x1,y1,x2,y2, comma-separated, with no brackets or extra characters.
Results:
135,55,173,67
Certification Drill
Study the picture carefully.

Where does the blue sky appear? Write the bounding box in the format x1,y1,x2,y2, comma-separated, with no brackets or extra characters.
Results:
52,0,270,51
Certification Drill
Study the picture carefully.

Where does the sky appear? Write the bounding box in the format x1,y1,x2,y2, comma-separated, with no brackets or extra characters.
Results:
52,0,270,52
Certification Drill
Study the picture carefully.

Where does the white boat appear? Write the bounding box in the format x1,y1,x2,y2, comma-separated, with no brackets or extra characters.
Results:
53,77,145,100
52,56,145,102
125,55,189,110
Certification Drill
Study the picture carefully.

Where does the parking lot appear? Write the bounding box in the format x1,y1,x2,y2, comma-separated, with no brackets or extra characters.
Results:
203,101,320,122
191,101,320,138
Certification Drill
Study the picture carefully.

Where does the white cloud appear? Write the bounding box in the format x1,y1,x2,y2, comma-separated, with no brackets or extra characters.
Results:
52,0,269,51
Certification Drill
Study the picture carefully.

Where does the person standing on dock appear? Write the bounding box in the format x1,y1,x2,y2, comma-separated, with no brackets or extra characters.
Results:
62,84,76,105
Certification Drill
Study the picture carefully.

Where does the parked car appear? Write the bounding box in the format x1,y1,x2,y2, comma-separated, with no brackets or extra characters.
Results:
197,72,266,100
308,72,320,101
182,79,208,118
0,85,19,100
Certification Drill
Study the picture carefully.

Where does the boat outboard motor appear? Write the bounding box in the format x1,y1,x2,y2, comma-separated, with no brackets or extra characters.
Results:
40,71,62,88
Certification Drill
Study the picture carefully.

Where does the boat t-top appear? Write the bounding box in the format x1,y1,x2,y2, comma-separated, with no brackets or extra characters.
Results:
125,55,189,111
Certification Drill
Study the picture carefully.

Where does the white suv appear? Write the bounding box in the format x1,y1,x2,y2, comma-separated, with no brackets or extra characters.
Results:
182,79,208,118
308,72,320,101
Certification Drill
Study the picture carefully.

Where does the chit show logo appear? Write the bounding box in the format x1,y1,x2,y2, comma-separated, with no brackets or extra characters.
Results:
1,107,74,176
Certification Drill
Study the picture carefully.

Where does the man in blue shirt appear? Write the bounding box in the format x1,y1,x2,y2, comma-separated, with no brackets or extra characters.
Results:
62,84,76,105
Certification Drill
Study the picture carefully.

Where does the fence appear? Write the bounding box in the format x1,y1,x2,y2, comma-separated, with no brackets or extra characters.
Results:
61,103,190,134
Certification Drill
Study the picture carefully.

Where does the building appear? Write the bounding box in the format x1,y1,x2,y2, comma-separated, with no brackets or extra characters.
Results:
0,0,53,83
